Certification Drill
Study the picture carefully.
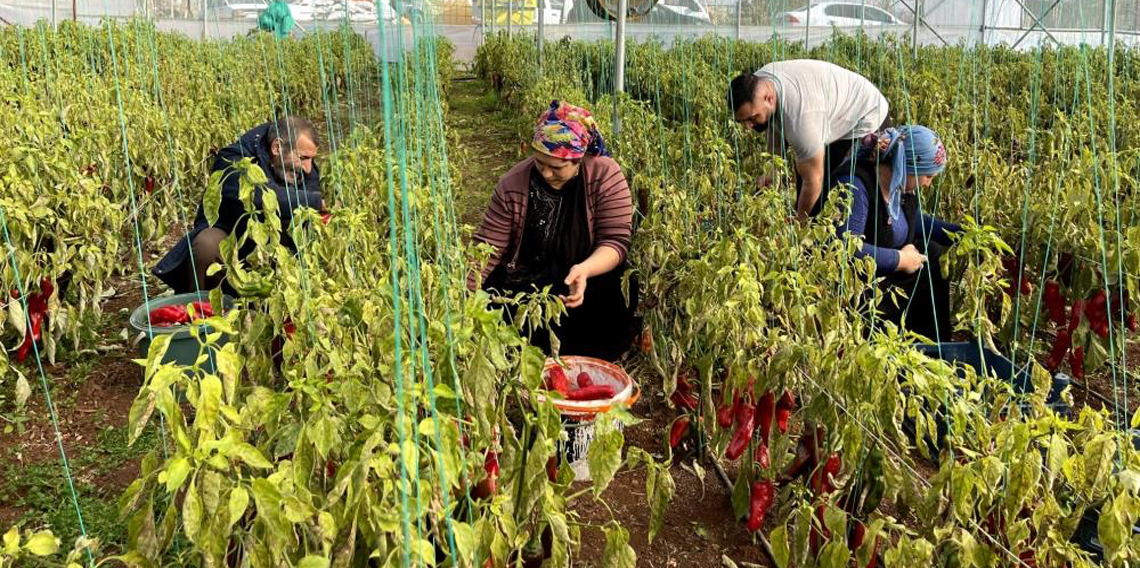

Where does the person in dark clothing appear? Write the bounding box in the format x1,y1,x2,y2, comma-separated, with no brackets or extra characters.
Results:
469,101,638,362
828,125,961,342
153,116,323,295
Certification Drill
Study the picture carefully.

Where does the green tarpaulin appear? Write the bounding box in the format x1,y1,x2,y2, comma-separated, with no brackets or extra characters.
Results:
257,0,295,38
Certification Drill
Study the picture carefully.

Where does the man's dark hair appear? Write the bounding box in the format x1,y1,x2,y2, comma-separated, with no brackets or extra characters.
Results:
727,73,761,113
268,115,320,152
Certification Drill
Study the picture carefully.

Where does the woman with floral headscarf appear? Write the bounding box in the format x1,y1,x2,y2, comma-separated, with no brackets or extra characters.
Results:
827,125,961,342
470,101,637,361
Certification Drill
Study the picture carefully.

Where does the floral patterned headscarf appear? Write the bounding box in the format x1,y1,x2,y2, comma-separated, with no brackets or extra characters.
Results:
854,125,948,222
531,100,610,160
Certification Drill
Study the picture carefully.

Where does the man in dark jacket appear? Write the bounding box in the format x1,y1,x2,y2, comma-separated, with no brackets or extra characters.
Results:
154,116,323,294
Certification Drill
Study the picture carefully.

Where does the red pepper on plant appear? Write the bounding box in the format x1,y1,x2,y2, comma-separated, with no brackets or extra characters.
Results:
671,370,699,410
775,390,794,434
1069,299,1085,333
810,453,842,496
473,450,499,500
717,395,739,430
1043,281,1066,326
1069,346,1084,380
756,391,776,446
746,480,775,532
546,455,558,482
725,403,755,461
1045,329,1071,372
754,443,770,469
669,417,690,448
670,390,699,411
809,504,830,555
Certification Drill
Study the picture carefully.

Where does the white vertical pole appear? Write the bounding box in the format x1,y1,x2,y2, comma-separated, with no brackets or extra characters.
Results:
735,0,741,40
978,0,988,46
912,0,920,57
613,0,626,136
203,0,208,39
52,0,57,28
537,0,544,69
508,0,513,34
803,0,811,50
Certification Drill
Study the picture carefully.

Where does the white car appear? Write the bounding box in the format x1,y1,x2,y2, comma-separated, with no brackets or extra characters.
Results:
217,0,269,20
777,2,901,26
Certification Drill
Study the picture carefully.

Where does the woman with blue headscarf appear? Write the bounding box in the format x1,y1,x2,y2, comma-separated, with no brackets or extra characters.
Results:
827,125,961,341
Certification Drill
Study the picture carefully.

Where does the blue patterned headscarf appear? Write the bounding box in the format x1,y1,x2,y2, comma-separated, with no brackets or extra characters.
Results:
854,125,948,222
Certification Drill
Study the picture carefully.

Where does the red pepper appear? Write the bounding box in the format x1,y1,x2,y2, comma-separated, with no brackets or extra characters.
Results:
757,391,776,446
1069,299,1086,333
848,521,878,568
811,453,842,495
781,424,824,485
1044,281,1066,326
670,390,699,411
1045,330,1071,371
1070,346,1084,380
1001,256,1018,296
669,417,690,448
717,395,739,429
1021,279,1033,296
15,311,43,363
546,455,558,482
576,372,593,389
639,327,653,353
566,385,615,401
473,450,499,500
189,300,214,318
775,391,794,434
1093,321,1109,339
754,443,770,469
746,480,775,532
810,504,830,555
149,305,189,326
1129,314,1138,332
144,176,155,195
1089,290,1107,324
1017,550,1038,568
284,319,296,336
849,520,866,550
545,366,571,396
677,370,695,394
320,212,332,225
725,404,755,461
326,458,336,479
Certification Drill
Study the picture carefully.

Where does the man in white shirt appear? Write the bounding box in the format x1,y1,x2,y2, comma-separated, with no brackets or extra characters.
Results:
729,60,890,220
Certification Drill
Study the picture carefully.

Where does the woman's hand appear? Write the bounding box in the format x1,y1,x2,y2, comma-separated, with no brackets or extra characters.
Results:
897,244,928,274
562,263,590,308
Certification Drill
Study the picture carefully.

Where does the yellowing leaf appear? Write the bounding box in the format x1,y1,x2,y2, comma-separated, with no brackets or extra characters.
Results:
164,457,191,493
232,443,273,469
296,556,329,568
3,526,19,554
227,486,249,529
24,531,59,556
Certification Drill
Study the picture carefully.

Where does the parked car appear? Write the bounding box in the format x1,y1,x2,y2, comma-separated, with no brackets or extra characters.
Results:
473,0,711,25
216,0,268,20
776,2,901,26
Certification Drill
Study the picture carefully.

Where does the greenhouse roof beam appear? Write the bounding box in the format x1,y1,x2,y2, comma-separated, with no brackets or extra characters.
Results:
894,0,951,46
1006,0,1063,47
